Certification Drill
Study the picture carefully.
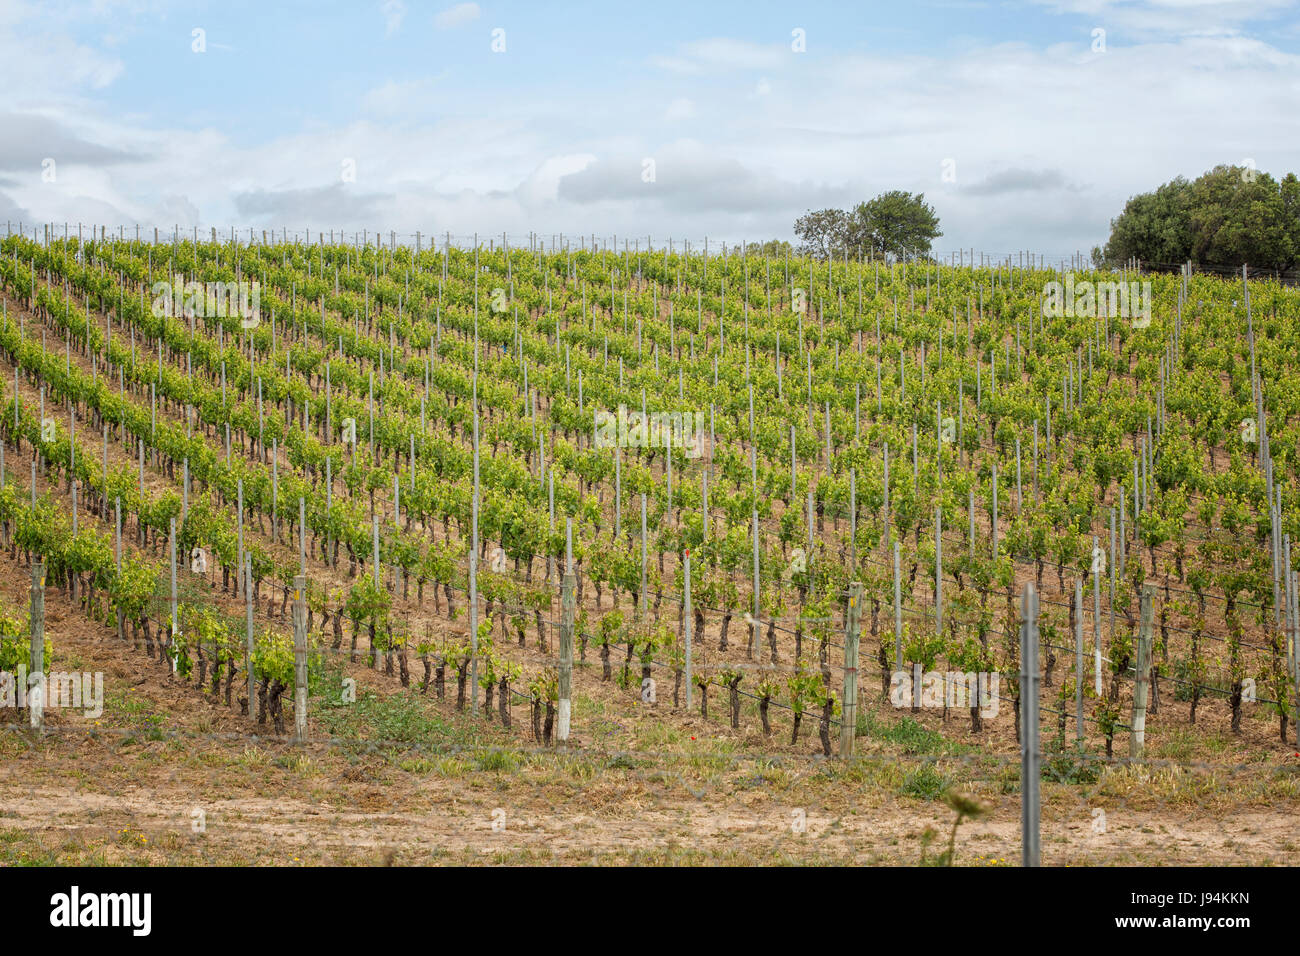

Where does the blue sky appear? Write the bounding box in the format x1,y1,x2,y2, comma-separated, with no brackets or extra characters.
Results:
2,0,1298,256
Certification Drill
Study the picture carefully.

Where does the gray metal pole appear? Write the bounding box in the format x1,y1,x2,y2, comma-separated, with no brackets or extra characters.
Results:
1131,586,1154,758
882,444,890,550
1094,535,1103,697
684,549,693,709
969,488,975,559
169,518,178,672
1074,577,1083,745
1019,581,1040,867
558,571,575,747
272,439,278,541
849,468,857,570
935,505,942,637
292,575,308,743
246,555,255,709
841,581,862,757
236,479,244,598
991,463,999,559
893,541,902,670
29,560,45,730
640,494,647,616
752,507,761,660
1015,438,1022,511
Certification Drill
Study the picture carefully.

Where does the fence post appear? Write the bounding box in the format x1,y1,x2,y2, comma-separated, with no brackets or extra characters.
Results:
882,445,890,551
236,479,244,599
935,505,942,636
1291,570,1299,744
702,469,709,542
113,497,124,640
849,469,856,570
684,548,693,709
245,555,255,711
1015,437,1022,511
169,518,178,672
271,439,278,542
558,571,576,748
292,574,308,744
968,488,975,559
29,559,45,731
841,582,862,758
1130,585,1154,759
1074,577,1083,745
790,425,796,502
893,541,902,671
1286,561,1295,744
1019,581,1040,867
991,462,999,559
639,493,647,616
751,506,761,660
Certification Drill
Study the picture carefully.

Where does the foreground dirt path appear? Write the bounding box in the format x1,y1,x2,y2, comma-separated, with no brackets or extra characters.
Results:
2,780,1289,868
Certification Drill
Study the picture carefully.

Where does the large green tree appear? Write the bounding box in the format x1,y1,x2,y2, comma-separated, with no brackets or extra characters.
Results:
851,190,943,259
792,207,851,259
1100,165,1300,271
795,191,942,260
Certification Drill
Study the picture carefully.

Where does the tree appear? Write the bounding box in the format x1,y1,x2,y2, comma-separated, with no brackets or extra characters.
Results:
850,191,943,258
794,192,943,260
793,208,851,260
1101,175,1195,266
1100,165,1300,271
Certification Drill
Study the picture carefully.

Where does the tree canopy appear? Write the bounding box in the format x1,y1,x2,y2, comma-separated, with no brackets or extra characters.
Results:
1099,164,1300,272
794,191,942,261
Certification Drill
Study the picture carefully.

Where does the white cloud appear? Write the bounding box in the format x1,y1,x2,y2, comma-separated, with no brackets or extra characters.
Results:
650,38,787,74
1028,0,1295,36
515,154,598,206
362,77,443,115
663,97,695,121
382,0,406,35
557,141,850,217
0,112,139,170
963,167,1083,196
434,2,480,30
0,28,122,101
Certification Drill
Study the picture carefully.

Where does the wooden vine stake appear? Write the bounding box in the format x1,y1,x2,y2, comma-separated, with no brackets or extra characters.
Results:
1019,581,1040,867
293,574,309,744
169,518,178,673
245,556,255,711
558,570,575,750
1130,585,1154,759
29,559,45,731
840,582,862,758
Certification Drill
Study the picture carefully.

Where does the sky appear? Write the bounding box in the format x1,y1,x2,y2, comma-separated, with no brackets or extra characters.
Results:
1,0,1298,257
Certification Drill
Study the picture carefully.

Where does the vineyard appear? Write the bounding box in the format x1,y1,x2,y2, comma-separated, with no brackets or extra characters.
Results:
1,224,1298,865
